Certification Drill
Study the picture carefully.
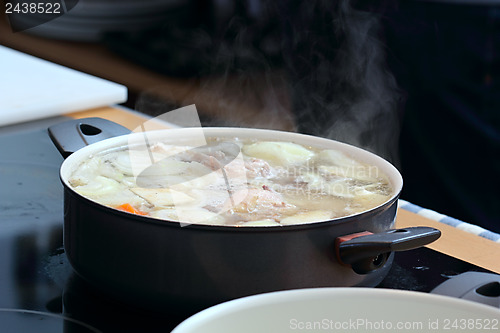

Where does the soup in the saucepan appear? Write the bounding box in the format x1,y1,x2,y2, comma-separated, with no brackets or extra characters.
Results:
68,138,394,226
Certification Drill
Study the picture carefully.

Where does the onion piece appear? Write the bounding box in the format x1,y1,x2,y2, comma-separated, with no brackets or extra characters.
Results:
242,141,314,166
280,210,333,225
72,176,121,197
130,187,195,207
151,207,226,225
317,149,361,168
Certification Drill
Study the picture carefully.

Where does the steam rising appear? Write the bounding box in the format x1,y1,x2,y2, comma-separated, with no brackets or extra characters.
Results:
135,0,402,164
286,0,403,164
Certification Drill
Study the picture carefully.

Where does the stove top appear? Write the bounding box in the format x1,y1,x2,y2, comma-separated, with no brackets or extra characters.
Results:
0,118,491,332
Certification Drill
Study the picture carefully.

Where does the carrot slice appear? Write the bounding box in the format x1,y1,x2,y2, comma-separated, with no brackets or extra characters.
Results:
117,203,148,216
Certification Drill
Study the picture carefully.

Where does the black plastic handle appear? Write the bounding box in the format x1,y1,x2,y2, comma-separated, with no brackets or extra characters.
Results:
48,117,131,158
337,227,441,274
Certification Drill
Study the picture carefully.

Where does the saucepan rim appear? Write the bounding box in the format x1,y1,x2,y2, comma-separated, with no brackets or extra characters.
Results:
59,127,403,231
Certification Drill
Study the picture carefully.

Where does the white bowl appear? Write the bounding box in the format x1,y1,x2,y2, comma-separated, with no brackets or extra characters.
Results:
172,288,500,333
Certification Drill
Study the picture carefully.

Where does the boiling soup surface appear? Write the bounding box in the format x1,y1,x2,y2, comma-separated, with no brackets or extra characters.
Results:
68,138,393,226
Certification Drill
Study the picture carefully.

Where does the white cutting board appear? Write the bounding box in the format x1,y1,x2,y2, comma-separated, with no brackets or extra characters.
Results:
0,45,127,126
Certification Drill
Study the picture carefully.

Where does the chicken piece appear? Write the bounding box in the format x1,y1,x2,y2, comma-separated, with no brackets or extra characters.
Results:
223,185,296,221
244,158,271,178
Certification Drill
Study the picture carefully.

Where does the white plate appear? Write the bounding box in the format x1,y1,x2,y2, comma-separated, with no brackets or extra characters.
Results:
0,46,127,126
172,288,500,333
14,10,171,42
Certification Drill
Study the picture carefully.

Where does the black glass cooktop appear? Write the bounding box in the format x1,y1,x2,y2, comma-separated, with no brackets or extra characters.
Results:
0,117,493,332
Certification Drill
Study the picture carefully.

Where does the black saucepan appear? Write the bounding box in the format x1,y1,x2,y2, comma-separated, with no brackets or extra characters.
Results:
48,117,440,314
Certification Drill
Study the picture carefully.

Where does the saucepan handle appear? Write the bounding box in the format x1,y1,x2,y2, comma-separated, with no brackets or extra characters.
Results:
48,117,131,158
336,226,441,274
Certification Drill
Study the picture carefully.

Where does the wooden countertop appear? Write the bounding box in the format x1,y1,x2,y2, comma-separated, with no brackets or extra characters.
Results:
67,106,500,275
